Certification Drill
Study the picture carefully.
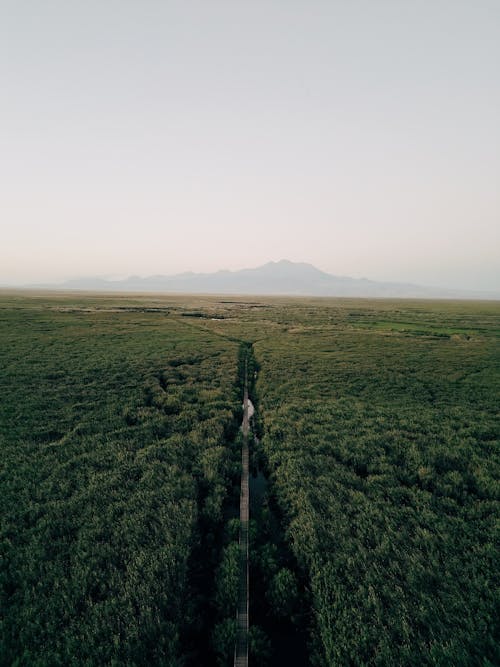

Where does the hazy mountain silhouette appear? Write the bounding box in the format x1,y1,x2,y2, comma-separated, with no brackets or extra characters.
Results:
32,260,498,299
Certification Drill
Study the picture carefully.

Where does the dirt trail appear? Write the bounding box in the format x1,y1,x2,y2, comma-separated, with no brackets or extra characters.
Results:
234,361,249,667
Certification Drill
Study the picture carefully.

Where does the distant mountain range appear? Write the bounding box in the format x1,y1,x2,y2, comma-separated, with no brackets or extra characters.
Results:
26,260,499,299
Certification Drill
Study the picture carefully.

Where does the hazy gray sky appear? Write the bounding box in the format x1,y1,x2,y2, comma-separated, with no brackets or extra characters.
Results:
1,1,499,289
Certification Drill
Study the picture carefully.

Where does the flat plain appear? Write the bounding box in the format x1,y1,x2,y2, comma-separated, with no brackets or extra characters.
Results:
1,291,498,666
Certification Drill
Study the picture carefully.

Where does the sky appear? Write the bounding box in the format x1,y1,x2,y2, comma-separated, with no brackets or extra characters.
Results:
1,1,499,290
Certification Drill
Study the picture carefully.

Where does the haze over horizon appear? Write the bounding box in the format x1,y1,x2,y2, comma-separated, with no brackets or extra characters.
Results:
19,259,499,300
2,1,499,291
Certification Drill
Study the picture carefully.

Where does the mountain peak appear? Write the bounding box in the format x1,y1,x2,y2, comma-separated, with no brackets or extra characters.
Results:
37,260,499,299
257,259,327,276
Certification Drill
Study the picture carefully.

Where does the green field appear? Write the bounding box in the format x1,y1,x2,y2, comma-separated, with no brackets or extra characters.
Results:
1,292,499,666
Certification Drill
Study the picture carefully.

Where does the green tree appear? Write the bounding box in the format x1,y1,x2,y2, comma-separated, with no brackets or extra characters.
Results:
211,618,238,667
266,567,299,618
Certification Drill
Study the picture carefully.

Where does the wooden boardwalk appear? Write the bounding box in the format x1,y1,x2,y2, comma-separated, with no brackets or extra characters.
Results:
234,367,250,667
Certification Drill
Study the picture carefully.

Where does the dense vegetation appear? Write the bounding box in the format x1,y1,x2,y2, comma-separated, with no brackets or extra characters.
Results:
1,293,498,665
0,294,241,666
251,301,500,665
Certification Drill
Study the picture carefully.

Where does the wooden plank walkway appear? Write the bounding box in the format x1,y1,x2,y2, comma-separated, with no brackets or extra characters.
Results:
234,365,249,667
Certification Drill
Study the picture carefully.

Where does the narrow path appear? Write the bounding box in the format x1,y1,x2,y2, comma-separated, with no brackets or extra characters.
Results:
234,360,249,667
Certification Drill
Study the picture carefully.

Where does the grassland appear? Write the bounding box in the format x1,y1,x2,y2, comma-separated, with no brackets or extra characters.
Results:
0,292,244,666
251,301,499,666
1,291,499,665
